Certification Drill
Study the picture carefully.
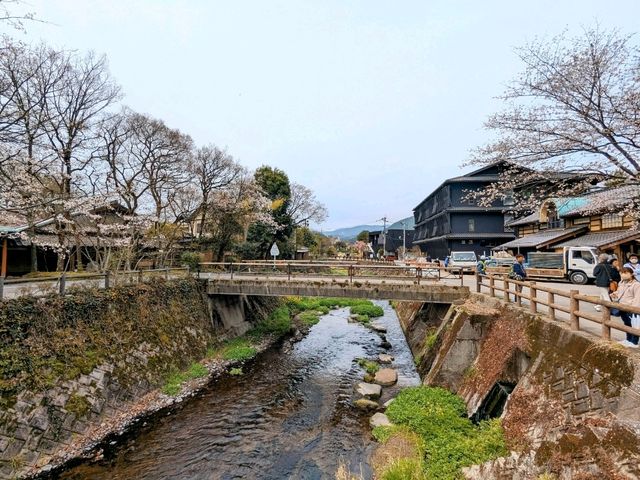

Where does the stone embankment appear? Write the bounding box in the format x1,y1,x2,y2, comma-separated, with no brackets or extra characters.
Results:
393,293,640,479
0,279,281,479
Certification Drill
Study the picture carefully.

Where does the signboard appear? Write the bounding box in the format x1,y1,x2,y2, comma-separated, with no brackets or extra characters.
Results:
270,243,280,257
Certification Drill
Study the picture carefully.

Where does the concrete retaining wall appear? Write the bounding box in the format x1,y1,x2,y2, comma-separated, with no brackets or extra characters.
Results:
394,293,640,479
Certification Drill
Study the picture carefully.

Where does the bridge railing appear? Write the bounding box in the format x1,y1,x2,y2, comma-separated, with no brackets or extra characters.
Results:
475,272,640,343
0,267,191,300
198,262,472,286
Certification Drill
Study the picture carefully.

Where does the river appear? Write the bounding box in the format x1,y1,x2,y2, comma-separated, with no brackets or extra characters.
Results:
59,301,420,480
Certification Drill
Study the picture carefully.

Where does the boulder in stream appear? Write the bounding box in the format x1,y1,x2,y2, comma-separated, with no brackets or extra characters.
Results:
374,369,398,387
383,398,395,408
356,382,382,399
370,323,387,333
369,412,393,428
378,354,394,364
354,398,380,411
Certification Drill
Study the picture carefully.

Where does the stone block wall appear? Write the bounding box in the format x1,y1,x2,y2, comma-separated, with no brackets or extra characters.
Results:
394,294,640,479
0,279,275,479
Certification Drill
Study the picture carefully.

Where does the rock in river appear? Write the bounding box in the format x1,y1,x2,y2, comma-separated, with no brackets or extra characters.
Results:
354,398,380,411
374,368,398,387
369,412,393,428
370,322,387,333
378,354,394,364
356,382,382,399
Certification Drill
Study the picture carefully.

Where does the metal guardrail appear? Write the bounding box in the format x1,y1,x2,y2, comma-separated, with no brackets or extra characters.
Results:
198,261,473,286
476,272,640,342
0,267,190,300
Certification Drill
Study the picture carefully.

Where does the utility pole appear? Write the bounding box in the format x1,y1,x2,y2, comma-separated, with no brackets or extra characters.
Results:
378,216,388,259
401,221,406,261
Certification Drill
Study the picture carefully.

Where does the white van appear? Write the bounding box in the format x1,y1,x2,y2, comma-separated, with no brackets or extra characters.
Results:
448,251,478,270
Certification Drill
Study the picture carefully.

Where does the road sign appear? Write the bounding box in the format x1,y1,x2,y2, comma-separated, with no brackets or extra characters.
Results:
270,243,280,257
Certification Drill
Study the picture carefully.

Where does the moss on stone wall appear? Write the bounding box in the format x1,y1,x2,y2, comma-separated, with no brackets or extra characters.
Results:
0,278,213,407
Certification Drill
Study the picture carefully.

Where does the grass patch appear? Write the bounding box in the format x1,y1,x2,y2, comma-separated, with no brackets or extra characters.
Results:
229,367,243,376
249,305,293,338
350,303,384,319
210,337,258,361
298,311,321,326
376,386,507,479
162,362,209,396
425,333,438,350
357,358,380,375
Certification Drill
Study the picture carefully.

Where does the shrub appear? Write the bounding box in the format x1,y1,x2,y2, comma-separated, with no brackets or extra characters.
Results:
180,251,202,271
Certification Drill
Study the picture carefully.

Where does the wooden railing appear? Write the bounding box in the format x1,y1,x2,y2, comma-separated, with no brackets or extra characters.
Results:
199,261,473,286
475,272,640,342
0,267,191,300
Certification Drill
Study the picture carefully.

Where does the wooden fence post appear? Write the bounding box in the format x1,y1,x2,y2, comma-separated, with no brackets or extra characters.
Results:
489,275,495,297
569,289,579,330
59,273,66,296
475,271,481,293
287,263,291,281
104,271,110,289
529,282,537,313
503,278,509,302
548,291,555,320
0,276,4,300
601,305,611,340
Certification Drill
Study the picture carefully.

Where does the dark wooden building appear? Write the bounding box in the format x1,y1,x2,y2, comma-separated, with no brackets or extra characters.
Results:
368,217,415,258
412,163,514,259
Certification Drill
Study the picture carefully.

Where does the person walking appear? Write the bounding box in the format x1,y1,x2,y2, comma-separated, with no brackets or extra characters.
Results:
593,253,620,312
623,254,640,282
610,266,640,348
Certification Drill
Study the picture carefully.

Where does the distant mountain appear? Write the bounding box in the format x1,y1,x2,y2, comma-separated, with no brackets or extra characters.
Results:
323,225,381,241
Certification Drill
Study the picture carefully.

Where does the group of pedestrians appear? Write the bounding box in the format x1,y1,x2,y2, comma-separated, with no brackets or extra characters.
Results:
593,253,640,348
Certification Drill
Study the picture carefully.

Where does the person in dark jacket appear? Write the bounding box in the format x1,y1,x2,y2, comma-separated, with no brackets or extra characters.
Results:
593,253,621,312
510,254,527,301
512,254,527,279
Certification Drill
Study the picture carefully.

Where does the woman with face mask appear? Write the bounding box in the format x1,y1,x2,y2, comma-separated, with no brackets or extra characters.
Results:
624,254,640,282
610,266,640,348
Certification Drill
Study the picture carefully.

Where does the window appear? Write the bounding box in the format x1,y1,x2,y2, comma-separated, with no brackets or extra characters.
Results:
572,217,590,225
601,213,623,229
468,219,475,232
572,250,595,264
461,240,466,244
503,190,515,206
468,240,474,244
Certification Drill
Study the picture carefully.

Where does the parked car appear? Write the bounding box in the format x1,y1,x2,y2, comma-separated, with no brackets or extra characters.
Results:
448,251,478,271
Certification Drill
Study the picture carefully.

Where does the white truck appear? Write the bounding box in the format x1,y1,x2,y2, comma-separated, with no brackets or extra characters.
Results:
448,251,478,270
525,246,599,285
487,246,599,284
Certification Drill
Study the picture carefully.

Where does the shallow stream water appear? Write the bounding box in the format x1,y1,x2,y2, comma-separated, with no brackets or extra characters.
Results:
59,301,420,480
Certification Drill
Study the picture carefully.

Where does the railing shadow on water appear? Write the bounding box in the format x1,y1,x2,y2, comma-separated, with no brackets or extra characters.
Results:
475,272,640,344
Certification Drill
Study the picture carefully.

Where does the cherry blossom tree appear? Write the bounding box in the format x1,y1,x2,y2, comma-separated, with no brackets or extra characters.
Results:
468,27,640,223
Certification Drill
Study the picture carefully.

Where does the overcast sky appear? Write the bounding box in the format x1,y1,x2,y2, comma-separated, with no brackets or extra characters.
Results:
13,1,640,230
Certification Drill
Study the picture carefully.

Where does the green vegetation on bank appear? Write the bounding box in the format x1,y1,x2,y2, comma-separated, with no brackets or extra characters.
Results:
162,362,209,396
373,386,507,480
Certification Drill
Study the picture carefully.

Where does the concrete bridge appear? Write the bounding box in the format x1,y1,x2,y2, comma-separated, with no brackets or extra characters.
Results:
201,262,470,303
